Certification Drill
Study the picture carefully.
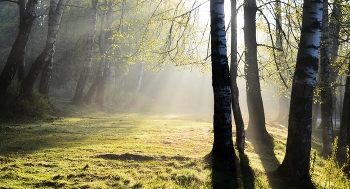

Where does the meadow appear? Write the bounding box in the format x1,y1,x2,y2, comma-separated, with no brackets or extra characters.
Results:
0,103,349,188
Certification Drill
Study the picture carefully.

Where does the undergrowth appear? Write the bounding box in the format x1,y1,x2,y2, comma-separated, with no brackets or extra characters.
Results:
311,138,350,189
0,81,49,120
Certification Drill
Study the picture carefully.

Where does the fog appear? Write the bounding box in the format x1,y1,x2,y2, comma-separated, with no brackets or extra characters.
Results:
125,65,280,119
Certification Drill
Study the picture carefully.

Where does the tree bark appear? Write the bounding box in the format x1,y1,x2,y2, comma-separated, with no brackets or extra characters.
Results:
94,5,113,107
0,0,38,95
17,46,26,81
22,0,66,95
275,0,322,184
72,0,98,105
337,58,350,162
319,0,333,156
210,0,236,171
275,0,289,125
230,0,245,154
244,0,269,140
329,0,342,138
38,52,54,96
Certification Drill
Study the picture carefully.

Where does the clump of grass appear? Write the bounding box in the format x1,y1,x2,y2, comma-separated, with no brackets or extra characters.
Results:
311,138,350,189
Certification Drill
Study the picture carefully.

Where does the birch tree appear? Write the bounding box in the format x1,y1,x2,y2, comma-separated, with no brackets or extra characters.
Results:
275,0,322,183
210,0,236,170
230,0,245,153
0,0,38,95
22,0,67,96
72,0,99,104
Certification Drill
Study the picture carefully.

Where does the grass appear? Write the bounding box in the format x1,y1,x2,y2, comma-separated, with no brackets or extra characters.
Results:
0,103,349,188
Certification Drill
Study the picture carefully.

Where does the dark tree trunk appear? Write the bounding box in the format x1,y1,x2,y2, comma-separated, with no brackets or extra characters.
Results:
230,0,245,154
337,60,350,162
319,0,333,156
95,61,109,106
0,0,38,95
329,0,342,129
38,53,54,96
82,73,101,104
244,0,269,140
275,1,288,125
275,0,322,184
210,0,236,171
22,47,53,95
312,101,320,128
72,0,98,105
17,47,26,81
22,0,66,96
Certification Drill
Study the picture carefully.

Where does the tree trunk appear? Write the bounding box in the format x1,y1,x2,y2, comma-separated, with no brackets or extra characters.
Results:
312,101,320,128
22,0,66,95
17,46,26,81
230,0,245,154
210,0,236,171
72,0,98,105
95,60,109,106
94,5,113,107
244,0,269,140
319,0,333,156
0,0,38,95
329,0,342,131
275,0,322,184
337,59,350,162
38,52,54,96
275,1,289,125
82,75,100,104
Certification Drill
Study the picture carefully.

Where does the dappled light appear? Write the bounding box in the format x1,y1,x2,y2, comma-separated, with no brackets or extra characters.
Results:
1,0,350,188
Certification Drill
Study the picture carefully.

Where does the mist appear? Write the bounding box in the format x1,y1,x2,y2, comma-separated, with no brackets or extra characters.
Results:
119,64,281,120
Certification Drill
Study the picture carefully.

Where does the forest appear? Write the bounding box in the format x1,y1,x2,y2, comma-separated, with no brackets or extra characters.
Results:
0,0,350,188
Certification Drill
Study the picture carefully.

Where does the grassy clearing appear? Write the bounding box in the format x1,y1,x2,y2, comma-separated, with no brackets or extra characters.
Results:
0,104,349,188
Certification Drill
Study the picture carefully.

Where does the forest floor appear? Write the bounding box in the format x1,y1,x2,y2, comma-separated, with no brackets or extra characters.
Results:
0,102,349,189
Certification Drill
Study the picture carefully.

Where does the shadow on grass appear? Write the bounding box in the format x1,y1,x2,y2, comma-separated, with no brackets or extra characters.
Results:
95,153,190,161
205,153,258,188
238,153,255,189
249,136,284,189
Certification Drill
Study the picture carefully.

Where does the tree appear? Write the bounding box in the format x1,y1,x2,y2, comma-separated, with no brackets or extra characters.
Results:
274,0,289,125
0,0,38,95
22,0,66,96
319,0,333,156
83,1,113,105
338,56,350,164
72,0,98,105
244,0,269,139
275,0,323,184
210,0,236,170
230,0,245,153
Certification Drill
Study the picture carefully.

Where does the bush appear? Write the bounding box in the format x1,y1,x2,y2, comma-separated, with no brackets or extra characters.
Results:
0,81,50,119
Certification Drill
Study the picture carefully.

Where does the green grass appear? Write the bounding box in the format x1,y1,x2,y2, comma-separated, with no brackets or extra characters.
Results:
0,104,349,188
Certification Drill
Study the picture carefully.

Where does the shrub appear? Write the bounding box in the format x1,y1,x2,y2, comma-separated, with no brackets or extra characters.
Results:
0,81,50,119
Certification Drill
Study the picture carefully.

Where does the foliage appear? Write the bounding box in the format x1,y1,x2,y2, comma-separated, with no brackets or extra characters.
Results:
0,81,50,119
311,138,350,189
